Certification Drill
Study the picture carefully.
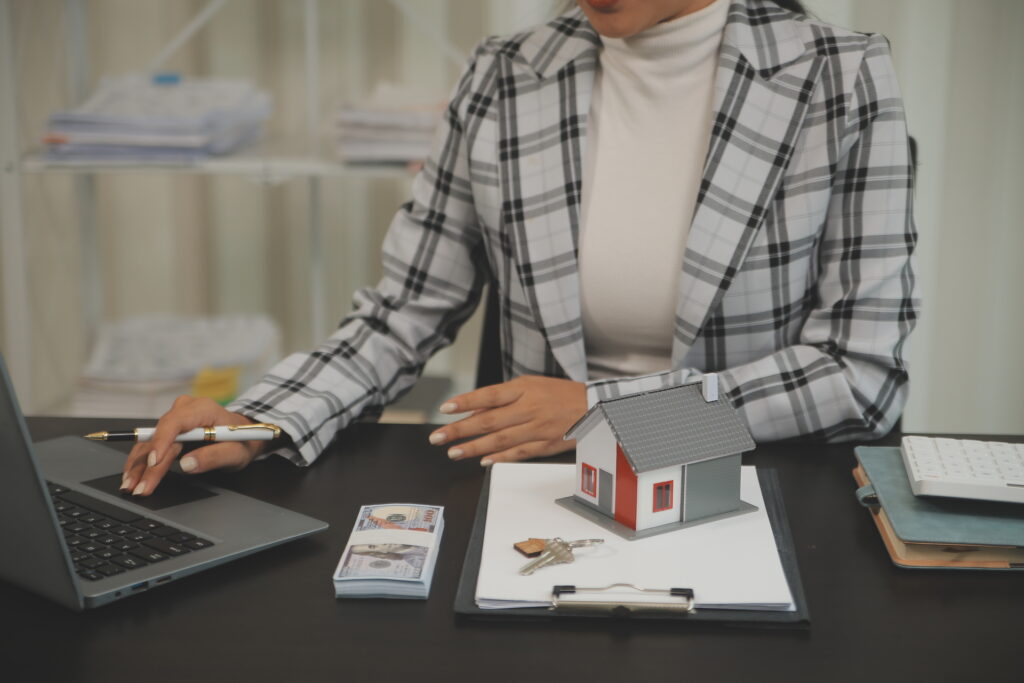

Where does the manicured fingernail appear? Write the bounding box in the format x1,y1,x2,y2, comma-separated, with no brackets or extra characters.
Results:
439,402,457,414
120,474,133,491
132,481,147,496
480,458,493,467
180,456,197,473
448,448,463,459
147,450,158,468
429,431,446,445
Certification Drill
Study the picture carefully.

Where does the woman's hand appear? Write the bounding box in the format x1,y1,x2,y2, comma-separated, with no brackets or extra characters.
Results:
428,376,587,465
121,396,266,496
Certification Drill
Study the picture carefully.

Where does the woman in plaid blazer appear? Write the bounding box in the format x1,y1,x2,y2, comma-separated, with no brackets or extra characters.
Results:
123,0,917,495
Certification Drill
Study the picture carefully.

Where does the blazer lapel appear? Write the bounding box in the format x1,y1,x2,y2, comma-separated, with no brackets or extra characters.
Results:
673,2,819,359
500,14,600,381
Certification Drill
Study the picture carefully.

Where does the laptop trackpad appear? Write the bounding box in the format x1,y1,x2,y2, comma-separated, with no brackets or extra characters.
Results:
82,472,217,510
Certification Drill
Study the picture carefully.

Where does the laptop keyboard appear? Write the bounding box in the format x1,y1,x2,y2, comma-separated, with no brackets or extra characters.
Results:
47,482,215,582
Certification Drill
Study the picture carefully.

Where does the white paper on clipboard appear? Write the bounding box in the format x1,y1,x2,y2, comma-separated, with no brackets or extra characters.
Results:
475,463,795,611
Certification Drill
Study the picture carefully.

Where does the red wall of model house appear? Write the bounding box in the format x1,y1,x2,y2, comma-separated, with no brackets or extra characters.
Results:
614,444,637,529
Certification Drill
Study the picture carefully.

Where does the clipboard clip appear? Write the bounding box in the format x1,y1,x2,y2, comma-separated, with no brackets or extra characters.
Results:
551,584,696,615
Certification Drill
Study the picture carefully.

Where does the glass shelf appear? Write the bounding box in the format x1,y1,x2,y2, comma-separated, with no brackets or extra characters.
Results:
20,138,417,183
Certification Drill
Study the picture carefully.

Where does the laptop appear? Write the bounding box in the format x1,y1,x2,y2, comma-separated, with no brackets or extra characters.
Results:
0,354,328,610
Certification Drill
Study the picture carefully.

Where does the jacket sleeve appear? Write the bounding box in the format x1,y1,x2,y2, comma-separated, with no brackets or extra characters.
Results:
227,48,490,466
588,35,920,443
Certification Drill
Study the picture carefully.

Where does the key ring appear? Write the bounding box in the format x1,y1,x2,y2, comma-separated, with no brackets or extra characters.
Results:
518,537,605,576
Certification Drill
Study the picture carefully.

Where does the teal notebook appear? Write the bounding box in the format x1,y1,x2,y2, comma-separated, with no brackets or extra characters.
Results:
853,446,1024,569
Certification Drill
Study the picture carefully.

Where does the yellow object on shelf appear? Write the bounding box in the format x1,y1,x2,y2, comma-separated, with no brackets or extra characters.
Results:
191,366,240,405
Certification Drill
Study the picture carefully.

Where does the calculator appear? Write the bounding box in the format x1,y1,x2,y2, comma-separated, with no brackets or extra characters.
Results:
900,436,1024,504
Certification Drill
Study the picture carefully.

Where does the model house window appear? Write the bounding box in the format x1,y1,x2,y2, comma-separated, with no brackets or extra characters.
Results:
582,464,597,497
653,481,673,512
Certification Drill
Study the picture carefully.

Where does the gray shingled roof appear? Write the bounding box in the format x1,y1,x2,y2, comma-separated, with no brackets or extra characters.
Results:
567,384,755,474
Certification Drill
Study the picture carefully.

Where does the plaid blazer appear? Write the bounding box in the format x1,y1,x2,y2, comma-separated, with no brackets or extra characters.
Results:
232,0,919,466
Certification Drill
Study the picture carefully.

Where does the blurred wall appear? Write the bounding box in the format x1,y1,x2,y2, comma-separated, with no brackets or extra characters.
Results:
805,0,1024,434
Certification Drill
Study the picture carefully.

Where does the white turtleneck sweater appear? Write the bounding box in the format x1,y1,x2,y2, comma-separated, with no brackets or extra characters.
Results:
579,0,729,380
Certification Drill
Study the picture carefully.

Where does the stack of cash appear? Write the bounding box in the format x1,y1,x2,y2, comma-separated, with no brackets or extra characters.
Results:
333,503,445,599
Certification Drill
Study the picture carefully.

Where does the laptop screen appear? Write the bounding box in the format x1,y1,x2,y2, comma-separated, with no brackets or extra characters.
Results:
0,354,83,610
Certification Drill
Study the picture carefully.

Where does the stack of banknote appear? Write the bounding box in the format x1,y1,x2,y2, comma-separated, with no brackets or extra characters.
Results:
333,503,445,599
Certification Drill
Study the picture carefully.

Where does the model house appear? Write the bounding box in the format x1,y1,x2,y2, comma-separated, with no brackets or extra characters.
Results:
558,375,756,539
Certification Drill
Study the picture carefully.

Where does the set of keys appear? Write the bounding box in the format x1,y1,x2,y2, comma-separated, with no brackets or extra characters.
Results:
516,537,604,576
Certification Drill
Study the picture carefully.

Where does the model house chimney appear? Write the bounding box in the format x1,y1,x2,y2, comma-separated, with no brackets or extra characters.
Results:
702,373,718,402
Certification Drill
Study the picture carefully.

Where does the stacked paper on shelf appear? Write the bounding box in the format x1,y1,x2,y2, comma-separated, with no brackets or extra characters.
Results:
44,75,271,162
334,503,445,599
69,314,280,418
335,82,443,164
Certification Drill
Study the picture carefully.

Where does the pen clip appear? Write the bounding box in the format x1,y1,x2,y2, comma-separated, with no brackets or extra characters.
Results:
226,423,282,438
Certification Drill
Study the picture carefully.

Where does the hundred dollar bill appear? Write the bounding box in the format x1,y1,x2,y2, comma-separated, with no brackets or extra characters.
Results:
334,502,445,598
336,543,428,580
355,504,442,533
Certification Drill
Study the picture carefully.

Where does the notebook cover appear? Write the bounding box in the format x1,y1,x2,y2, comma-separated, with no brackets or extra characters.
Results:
854,447,1024,549
453,467,809,627
853,464,1024,569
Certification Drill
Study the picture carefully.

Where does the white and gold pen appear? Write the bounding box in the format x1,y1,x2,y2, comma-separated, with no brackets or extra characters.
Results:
84,423,281,443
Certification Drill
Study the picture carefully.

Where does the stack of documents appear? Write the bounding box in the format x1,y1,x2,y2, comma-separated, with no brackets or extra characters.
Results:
475,464,795,611
69,314,280,418
335,83,443,164
44,75,271,163
334,503,444,599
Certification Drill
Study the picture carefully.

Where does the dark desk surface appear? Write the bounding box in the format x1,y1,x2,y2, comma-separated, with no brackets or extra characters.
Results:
3,417,1022,682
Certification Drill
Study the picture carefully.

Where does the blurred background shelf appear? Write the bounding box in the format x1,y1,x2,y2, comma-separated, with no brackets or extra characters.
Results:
20,142,418,181
1,0,552,420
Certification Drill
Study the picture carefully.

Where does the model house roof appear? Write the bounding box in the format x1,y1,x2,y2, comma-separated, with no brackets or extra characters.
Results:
565,381,755,474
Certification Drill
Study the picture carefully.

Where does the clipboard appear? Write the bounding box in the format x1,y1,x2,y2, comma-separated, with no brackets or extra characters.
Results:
454,467,810,627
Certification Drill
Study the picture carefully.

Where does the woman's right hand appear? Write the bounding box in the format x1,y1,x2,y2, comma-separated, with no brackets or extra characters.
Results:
121,396,267,497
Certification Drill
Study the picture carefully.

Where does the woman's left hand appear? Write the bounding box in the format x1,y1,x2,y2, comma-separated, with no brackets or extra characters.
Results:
429,375,587,465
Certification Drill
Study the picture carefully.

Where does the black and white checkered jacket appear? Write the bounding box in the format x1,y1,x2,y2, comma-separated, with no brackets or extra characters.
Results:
231,0,919,466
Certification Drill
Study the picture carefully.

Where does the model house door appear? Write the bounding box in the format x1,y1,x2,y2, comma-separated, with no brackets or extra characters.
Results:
598,469,613,515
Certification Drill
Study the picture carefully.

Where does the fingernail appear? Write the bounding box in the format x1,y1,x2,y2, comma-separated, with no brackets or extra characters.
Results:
429,431,446,445
132,481,147,496
120,474,133,492
147,450,158,468
439,402,457,414
180,456,197,473
448,448,463,459
480,458,493,467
